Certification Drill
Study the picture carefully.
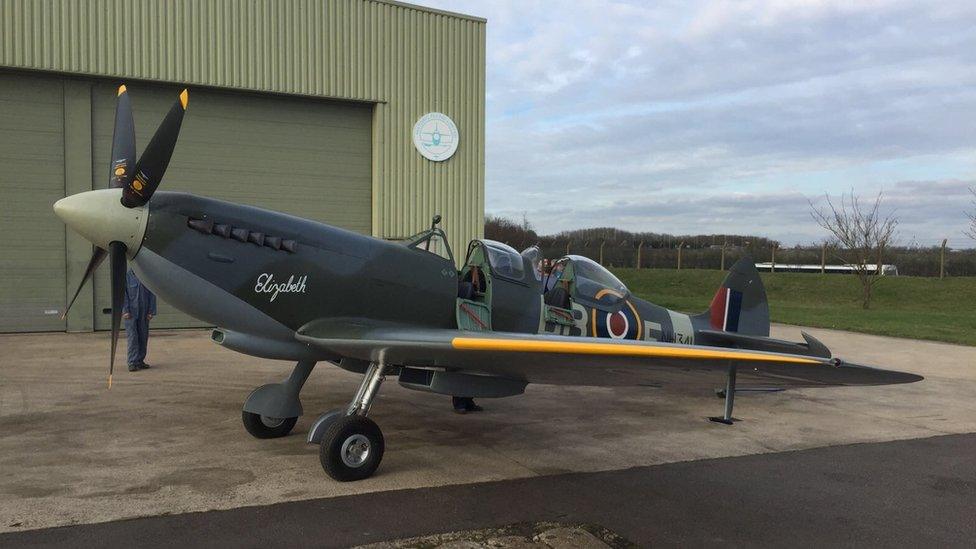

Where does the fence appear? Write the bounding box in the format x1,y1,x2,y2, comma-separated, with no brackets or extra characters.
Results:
532,241,976,277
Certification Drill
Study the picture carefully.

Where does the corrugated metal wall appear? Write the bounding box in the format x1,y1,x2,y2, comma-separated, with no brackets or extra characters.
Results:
0,0,485,258
0,73,67,331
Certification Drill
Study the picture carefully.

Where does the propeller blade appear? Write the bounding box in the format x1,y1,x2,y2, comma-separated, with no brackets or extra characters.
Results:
121,89,188,208
108,241,127,388
110,85,136,189
61,247,107,320
61,84,134,321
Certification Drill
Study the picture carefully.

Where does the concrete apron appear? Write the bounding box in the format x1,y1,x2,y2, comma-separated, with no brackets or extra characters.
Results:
0,325,973,532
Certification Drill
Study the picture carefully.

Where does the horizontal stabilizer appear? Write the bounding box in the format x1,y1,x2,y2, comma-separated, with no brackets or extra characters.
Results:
800,331,831,358
694,329,831,358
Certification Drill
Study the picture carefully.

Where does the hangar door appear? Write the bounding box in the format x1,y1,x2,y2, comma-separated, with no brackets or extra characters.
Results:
0,73,66,332
92,83,372,330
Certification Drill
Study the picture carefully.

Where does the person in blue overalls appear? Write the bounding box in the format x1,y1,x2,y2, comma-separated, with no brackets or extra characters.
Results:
122,268,157,372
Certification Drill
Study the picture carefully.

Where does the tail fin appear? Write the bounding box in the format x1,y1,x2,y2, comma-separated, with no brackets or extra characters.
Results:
696,257,769,336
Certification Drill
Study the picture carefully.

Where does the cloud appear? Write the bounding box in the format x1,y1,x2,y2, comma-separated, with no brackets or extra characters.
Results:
415,0,976,246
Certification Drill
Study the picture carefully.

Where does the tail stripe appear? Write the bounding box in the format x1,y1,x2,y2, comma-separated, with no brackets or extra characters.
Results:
709,287,743,332
726,289,742,332
723,289,731,330
709,288,726,329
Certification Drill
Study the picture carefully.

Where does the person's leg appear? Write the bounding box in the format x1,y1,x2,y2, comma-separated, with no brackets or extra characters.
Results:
125,316,141,371
137,314,150,366
465,398,484,412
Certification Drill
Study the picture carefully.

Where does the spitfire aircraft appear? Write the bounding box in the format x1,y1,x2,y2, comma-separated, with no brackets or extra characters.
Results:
54,86,922,481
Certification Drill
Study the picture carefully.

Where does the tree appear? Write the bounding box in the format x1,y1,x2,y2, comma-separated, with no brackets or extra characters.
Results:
966,186,976,241
810,190,897,309
484,214,538,250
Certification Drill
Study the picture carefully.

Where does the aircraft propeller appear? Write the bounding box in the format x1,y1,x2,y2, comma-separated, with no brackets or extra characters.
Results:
121,89,188,208
59,85,189,387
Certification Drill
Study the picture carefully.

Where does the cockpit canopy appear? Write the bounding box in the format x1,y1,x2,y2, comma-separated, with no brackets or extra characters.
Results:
554,255,630,310
482,239,526,281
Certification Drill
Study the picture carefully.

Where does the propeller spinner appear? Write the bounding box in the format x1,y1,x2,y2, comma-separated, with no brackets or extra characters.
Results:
55,85,189,387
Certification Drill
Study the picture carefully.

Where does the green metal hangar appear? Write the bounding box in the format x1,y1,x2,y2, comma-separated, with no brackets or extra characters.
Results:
0,0,485,332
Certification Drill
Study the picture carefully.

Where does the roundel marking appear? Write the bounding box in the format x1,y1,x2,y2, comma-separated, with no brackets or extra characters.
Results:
590,288,644,340
591,302,642,340
607,311,629,339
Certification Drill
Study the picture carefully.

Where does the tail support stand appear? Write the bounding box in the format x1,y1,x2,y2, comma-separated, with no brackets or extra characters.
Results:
709,362,738,425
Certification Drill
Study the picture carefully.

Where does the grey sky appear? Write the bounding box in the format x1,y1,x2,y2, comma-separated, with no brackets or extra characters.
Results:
416,0,976,247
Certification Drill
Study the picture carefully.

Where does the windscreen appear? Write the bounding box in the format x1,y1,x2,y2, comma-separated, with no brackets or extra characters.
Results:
406,228,454,263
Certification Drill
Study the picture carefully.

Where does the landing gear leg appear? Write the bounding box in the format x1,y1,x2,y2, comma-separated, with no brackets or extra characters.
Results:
311,362,388,481
242,360,316,439
709,362,738,425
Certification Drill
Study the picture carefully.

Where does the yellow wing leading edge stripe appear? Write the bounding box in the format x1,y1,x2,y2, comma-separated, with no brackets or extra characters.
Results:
451,337,822,365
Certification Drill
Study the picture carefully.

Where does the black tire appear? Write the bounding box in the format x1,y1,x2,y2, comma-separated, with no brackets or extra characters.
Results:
319,415,384,482
242,411,297,439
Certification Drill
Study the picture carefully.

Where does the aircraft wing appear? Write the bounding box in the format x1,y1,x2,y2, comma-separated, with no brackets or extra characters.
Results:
295,318,922,391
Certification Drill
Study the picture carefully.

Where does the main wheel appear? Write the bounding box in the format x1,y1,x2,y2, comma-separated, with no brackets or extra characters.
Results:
242,411,297,439
319,415,384,481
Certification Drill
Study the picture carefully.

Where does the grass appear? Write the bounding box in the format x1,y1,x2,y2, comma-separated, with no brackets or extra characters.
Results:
612,268,976,346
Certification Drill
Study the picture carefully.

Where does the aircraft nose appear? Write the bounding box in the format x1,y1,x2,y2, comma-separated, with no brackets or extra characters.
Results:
54,189,149,253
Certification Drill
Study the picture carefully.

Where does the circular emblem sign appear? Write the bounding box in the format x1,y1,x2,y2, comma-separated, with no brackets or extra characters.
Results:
412,112,459,161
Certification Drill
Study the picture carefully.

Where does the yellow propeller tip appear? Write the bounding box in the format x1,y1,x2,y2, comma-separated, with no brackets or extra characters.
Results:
108,374,113,389
179,89,189,109
117,84,127,96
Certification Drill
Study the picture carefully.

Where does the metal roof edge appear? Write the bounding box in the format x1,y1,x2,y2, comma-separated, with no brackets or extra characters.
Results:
372,0,487,23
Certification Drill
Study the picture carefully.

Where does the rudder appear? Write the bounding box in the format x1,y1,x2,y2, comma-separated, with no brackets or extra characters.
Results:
697,257,769,336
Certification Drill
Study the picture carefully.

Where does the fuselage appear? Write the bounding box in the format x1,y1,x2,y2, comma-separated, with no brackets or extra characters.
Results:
134,192,460,338
529,280,701,345
55,189,709,362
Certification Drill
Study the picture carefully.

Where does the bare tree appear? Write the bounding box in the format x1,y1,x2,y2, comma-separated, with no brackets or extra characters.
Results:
810,190,897,309
485,214,538,250
966,186,976,241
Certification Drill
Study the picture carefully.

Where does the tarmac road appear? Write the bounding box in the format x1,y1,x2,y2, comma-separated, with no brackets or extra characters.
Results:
1,324,974,543
2,433,974,547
